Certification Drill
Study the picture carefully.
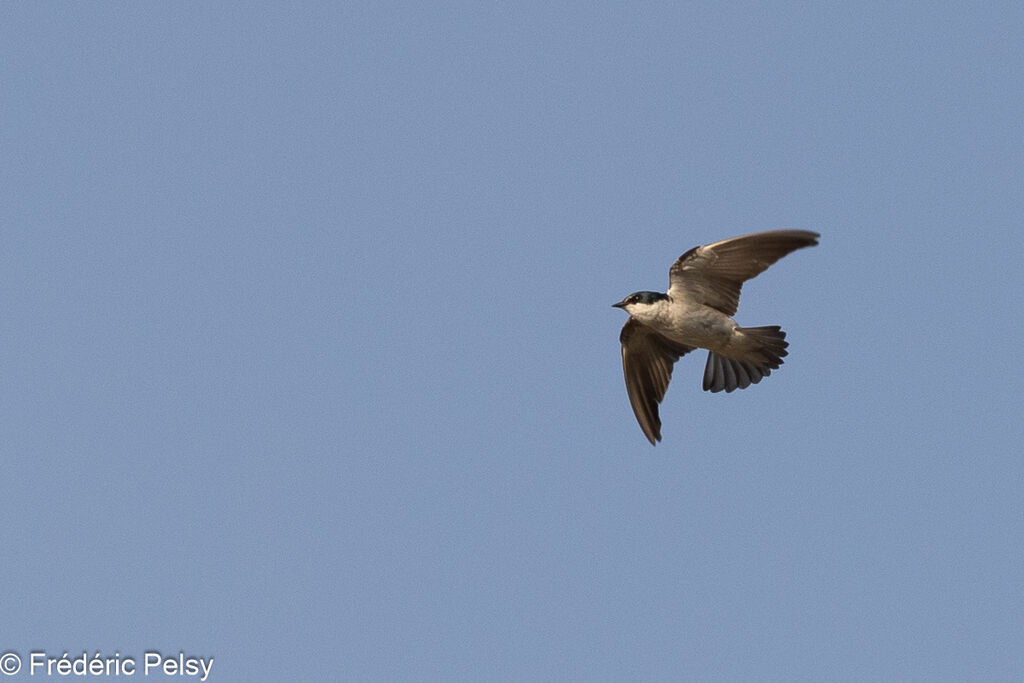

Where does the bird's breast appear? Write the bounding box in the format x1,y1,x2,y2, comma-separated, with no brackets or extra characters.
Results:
656,304,736,350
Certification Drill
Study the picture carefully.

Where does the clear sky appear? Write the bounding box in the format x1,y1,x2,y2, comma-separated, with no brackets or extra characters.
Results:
3,3,1022,681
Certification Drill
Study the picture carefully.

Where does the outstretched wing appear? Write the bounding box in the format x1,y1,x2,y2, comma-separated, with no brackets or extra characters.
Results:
619,319,695,445
667,230,819,316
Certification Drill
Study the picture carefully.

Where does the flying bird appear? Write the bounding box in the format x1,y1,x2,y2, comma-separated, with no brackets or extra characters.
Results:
612,230,819,445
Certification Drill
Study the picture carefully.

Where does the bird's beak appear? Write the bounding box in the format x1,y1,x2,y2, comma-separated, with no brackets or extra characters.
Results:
612,300,627,309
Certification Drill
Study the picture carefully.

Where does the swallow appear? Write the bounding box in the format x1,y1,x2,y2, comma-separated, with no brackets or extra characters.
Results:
612,230,819,444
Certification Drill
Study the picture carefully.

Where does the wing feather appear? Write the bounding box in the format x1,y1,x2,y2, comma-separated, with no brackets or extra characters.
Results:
667,230,819,315
619,319,695,445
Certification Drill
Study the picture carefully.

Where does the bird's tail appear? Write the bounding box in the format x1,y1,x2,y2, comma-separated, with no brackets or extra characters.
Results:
702,326,789,393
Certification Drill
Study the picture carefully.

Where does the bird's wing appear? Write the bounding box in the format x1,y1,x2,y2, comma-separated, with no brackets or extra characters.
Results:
667,230,819,316
619,319,695,445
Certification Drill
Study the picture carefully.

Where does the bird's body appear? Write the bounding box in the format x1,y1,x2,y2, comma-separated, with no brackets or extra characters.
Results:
626,294,737,351
613,230,819,445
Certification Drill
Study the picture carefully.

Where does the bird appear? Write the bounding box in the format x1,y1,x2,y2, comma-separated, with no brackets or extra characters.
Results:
612,230,819,445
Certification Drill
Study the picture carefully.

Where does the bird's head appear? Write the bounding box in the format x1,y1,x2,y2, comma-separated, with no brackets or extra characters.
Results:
612,291,667,317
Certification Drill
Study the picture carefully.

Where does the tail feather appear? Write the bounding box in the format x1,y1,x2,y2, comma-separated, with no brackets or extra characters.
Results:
702,326,789,393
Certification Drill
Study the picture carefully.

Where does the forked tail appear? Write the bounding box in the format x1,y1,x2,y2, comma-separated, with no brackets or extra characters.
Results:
702,326,789,393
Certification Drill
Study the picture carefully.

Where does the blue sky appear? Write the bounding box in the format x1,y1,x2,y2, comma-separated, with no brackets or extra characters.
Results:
2,3,1022,681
